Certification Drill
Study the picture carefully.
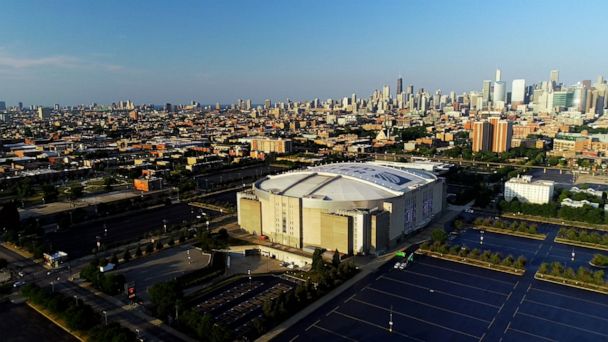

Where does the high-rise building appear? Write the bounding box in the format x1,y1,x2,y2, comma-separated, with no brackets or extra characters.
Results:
472,121,492,152
482,80,492,104
382,85,391,100
397,76,403,96
492,120,513,153
0,101,6,111
511,79,526,105
18,102,23,110
550,69,559,84
495,69,502,82
406,84,414,95
164,103,172,112
264,99,272,109
493,81,506,103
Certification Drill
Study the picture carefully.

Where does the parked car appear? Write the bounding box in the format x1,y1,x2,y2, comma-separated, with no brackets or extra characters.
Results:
394,262,401,269
13,281,26,288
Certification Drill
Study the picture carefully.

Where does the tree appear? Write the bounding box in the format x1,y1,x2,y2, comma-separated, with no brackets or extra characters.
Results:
69,184,84,200
145,243,154,254
431,229,447,244
110,253,119,265
42,184,59,202
332,249,341,268
311,248,326,273
135,245,142,257
155,239,164,251
122,249,131,262
149,281,182,319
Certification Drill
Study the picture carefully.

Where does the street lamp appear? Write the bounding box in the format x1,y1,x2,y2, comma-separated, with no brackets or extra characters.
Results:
389,305,393,333
480,231,484,245
50,281,54,293
102,310,107,325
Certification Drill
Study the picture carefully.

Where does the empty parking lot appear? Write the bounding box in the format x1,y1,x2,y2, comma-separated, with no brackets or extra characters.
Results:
277,222,608,341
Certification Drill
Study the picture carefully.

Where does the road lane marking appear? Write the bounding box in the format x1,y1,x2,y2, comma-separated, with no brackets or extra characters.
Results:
351,297,482,339
288,334,299,342
365,287,491,323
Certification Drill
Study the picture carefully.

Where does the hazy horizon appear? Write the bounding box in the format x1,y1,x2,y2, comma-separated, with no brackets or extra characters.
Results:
1,0,607,106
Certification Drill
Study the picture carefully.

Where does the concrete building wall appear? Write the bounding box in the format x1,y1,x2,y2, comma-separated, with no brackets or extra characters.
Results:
370,211,390,254
320,213,353,254
238,198,262,235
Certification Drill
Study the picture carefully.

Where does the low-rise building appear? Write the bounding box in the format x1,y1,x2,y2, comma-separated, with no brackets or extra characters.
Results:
504,175,554,204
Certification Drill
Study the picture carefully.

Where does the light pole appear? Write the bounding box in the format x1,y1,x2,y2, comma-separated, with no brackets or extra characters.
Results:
571,250,575,262
102,310,107,325
73,295,78,306
389,305,393,333
480,231,484,245
50,281,54,293
248,269,252,289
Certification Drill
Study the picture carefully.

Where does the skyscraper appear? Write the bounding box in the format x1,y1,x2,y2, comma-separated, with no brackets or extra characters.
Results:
511,79,526,105
472,121,492,152
382,85,391,100
0,101,6,111
493,81,506,103
495,69,502,82
397,76,403,96
550,69,559,84
482,80,492,104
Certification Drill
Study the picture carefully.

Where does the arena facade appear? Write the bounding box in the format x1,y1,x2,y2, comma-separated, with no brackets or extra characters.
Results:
237,161,446,255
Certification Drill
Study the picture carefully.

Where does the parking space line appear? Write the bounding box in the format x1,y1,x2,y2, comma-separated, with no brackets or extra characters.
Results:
326,305,340,317
517,311,608,338
524,298,608,323
402,270,509,296
312,324,359,341
305,319,320,332
332,310,425,342
366,287,491,323
288,334,299,342
530,287,608,308
520,294,526,305
351,297,482,339
507,327,556,341
416,261,515,286
505,291,512,302
479,332,486,341
487,317,496,330
503,321,511,335
512,280,519,290
344,294,356,304
512,306,519,318
380,275,500,309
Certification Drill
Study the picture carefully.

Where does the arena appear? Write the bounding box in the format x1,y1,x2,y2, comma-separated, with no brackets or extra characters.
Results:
237,161,446,255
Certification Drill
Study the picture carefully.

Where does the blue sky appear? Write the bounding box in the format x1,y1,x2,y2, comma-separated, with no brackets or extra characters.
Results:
0,0,607,105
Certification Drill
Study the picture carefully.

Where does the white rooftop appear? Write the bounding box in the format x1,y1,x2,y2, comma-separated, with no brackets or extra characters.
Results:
256,162,437,201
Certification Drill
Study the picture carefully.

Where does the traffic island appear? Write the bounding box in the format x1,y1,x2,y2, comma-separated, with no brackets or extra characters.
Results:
554,237,608,252
416,244,526,276
534,273,608,294
473,226,546,241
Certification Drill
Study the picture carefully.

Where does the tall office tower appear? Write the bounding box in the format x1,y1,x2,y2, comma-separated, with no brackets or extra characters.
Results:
397,76,403,96
495,69,502,82
550,70,559,84
492,120,513,153
351,93,357,108
382,85,391,100
406,84,414,95
264,99,272,109
472,121,492,152
18,102,23,110
0,101,6,111
449,91,456,103
164,103,172,112
511,79,526,105
245,99,252,110
482,80,492,104
493,81,506,103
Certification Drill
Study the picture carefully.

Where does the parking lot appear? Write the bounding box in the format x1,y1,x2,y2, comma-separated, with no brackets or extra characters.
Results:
278,219,608,341
117,244,210,299
191,275,296,339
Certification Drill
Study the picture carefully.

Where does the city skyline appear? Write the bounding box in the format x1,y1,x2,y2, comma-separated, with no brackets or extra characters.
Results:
1,0,607,105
